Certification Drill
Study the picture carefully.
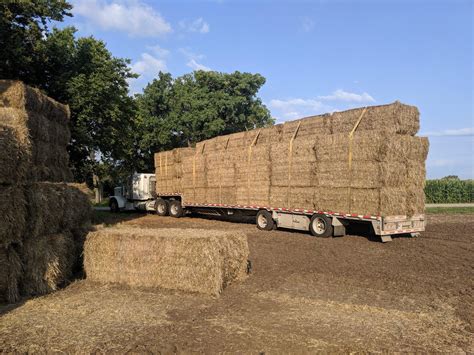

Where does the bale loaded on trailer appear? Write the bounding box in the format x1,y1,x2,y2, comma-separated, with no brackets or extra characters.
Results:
153,102,428,242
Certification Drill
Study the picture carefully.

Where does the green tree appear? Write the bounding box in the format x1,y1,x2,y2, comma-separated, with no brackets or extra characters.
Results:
0,0,72,84
136,70,274,170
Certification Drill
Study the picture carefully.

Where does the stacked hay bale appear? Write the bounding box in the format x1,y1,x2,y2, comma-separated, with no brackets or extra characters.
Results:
84,227,249,296
154,101,428,217
0,80,92,303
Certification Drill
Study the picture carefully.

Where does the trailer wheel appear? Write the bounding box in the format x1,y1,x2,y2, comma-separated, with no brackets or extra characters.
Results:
309,214,333,237
109,198,119,213
256,210,274,231
169,200,184,218
156,198,169,216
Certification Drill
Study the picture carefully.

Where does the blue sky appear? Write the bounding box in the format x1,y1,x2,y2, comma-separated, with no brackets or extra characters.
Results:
64,0,473,178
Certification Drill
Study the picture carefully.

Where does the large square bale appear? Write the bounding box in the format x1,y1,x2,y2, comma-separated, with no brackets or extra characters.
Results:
0,185,27,247
0,245,22,303
0,124,28,184
0,80,69,122
20,232,76,296
25,183,92,238
84,228,249,296
329,102,419,136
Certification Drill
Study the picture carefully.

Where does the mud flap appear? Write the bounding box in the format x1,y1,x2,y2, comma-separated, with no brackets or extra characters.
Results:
332,218,346,237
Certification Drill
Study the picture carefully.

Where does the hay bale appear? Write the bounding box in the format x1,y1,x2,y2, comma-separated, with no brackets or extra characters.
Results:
0,108,72,183
0,124,28,184
25,183,92,238
0,80,69,123
153,102,427,217
329,101,419,136
314,131,428,163
315,161,408,188
0,185,27,247
0,245,22,303
20,232,76,296
84,227,249,296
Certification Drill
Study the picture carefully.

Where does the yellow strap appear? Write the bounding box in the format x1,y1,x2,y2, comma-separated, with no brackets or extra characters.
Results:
247,130,262,204
287,122,301,206
218,137,230,204
347,107,367,211
348,107,367,170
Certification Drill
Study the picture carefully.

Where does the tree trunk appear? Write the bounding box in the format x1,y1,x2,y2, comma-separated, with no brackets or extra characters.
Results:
90,150,102,204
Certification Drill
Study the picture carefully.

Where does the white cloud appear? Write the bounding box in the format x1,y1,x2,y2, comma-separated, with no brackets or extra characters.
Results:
179,48,211,71
179,17,210,34
131,52,167,76
72,0,172,37
187,59,211,71
318,89,375,103
179,48,205,61
268,89,376,123
422,127,474,137
147,44,170,58
301,17,315,32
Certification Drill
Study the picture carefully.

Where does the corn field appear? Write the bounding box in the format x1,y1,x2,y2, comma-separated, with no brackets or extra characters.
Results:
425,179,474,203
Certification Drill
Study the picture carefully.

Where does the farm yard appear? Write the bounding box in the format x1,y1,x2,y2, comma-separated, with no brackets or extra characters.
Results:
0,211,472,353
1,1,473,353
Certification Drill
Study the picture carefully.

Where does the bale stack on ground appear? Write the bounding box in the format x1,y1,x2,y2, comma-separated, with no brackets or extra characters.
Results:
154,101,428,217
84,227,249,296
0,80,92,303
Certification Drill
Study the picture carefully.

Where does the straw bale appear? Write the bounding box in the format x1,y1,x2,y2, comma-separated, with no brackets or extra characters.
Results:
183,187,208,204
314,131,428,163
205,187,237,205
407,161,426,188
236,185,270,206
25,183,92,238
350,188,381,215
0,108,72,182
282,114,332,140
329,102,419,136
226,131,249,149
407,187,425,216
0,185,27,247
20,232,76,296
84,227,249,296
269,186,316,209
379,187,407,216
0,80,70,123
0,245,22,303
313,187,350,212
0,124,28,184
315,161,408,188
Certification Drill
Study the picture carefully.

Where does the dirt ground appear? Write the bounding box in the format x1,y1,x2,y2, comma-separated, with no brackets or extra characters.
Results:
1,212,473,353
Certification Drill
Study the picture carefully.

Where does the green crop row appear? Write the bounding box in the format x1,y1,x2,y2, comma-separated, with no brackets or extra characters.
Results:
425,179,474,203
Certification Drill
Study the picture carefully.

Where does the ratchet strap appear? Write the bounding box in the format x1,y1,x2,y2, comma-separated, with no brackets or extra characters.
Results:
347,107,367,212
247,130,261,204
287,122,301,206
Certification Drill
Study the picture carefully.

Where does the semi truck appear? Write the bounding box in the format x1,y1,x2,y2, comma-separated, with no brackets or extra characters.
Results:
109,172,425,242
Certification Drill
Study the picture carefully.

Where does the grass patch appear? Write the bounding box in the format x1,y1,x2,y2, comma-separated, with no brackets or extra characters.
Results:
92,210,144,226
425,206,474,214
93,198,109,207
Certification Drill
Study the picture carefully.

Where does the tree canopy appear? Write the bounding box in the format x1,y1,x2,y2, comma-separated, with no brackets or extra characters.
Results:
0,0,273,189
136,71,273,171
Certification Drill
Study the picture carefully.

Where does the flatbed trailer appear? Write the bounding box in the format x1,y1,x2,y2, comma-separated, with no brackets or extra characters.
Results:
155,191,425,242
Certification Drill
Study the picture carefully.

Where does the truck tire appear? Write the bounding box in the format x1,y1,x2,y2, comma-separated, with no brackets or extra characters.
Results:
256,210,275,231
109,198,119,213
156,198,169,216
309,214,333,237
169,200,184,218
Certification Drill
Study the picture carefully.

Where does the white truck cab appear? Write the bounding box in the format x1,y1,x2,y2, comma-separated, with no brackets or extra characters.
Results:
109,173,156,212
